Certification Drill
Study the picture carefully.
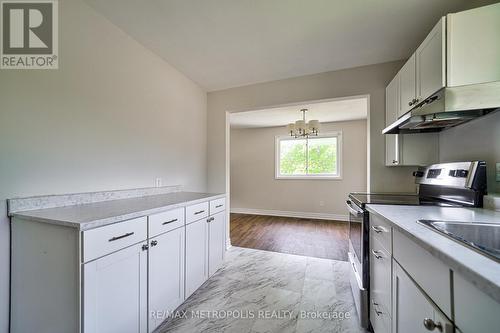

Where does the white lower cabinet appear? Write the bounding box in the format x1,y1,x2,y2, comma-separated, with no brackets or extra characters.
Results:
11,196,227,333
392,260,453,333
148,227,185,332
370,238,391,333
185,217,209,298
369,215,392,333
454,273,500,333
208,211,225,276
83,243,148,333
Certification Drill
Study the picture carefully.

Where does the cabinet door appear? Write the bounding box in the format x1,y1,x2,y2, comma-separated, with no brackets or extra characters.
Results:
447,3,500,86
387,133,439,167
185,218,208,298
385,134,400,166
83,243,148,333
208,211,225,276
392,261,453,333
398,54,416,117
416,18,445,102
148,227,185,332
454,273,500,333
386,75,400,126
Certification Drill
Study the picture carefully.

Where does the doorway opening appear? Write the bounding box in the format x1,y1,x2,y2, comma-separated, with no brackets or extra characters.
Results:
226,95,369,261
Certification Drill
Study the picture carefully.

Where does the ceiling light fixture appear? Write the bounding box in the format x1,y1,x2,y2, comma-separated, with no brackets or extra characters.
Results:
286,109,320,138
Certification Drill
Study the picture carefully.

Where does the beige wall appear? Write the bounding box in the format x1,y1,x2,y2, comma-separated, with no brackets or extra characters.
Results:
439,111,500,194
230,120,367,218
208,61,418,196
0,1,207,331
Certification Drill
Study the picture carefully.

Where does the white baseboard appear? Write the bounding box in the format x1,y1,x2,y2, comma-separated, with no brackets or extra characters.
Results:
230,208,348,222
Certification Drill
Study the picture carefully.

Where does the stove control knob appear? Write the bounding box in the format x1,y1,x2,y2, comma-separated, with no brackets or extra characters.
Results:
413,171,424,177
457,169,468,178
449,170,457,177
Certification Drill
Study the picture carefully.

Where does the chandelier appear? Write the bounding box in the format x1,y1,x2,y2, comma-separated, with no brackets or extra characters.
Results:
286,109,320,138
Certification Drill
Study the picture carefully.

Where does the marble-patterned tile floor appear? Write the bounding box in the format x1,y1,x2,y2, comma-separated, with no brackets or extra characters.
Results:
155,247,367,333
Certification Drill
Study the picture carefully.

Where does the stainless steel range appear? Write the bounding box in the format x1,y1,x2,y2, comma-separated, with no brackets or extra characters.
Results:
346,161,487,328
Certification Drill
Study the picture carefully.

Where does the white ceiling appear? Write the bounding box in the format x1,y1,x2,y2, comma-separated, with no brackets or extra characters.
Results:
230,97,368,128
85,0,491,91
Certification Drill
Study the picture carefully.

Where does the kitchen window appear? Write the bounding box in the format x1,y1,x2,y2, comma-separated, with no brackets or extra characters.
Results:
275,132,342,179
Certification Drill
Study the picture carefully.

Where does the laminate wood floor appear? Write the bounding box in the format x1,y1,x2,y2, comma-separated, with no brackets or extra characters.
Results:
230,213,349,261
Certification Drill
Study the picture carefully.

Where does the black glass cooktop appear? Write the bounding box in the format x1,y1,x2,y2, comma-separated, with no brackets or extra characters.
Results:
348,192,461,208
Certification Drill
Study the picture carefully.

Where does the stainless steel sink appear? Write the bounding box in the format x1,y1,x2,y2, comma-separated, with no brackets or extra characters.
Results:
418,220,500,262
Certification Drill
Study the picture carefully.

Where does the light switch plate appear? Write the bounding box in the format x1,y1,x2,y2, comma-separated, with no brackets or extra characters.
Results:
496,163,500,182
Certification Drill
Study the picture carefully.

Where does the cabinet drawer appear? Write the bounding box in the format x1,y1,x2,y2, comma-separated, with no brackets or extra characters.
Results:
148,208,185,237
370,297,391,333
186,202,209,224
209,197,226,215
370,236,392,320
393,229,451,317
370,213,392,254
82,217,147,262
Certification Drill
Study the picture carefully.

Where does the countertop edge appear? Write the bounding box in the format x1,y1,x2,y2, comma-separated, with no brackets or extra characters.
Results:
11,193,226,231
366,205,500,303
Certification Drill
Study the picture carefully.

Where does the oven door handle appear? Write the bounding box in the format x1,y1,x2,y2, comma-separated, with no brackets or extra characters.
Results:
346,200,363,216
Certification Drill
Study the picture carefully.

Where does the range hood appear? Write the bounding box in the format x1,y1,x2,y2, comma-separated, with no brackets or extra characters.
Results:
383,81,500,134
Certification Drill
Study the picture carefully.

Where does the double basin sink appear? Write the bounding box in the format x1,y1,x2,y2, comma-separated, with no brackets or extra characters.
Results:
418,220,500,262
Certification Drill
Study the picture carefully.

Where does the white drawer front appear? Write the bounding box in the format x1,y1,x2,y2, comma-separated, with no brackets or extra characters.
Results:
209,198,226,215
186,202,209,224
370,297,391,333
370,236,392,317
393,229,451,317
148,208,185,237
370,213,392,254
82,217,147,262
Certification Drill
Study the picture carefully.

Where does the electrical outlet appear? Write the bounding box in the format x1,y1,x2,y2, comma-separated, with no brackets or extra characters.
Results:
155,178,162,187
496,163,500,182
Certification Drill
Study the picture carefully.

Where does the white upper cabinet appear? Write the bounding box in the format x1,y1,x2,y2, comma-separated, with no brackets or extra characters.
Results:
387,3,500,119
398,54,416,117
385,72,439,167
447,3,500,86
416,18,446,101
386,75,400,126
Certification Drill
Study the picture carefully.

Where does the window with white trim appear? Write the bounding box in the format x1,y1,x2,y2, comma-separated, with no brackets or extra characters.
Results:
275,132,342,179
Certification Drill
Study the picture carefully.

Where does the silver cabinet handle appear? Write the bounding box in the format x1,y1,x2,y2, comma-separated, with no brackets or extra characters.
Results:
371,249,383,260
423,318,443,332
371,225,384,233
162,218,178,225
142,244,149,251
207,217,215,223
215,204,223,208
194,210,205,215
151,240,158,247
108,232,134,242
392,159,399,164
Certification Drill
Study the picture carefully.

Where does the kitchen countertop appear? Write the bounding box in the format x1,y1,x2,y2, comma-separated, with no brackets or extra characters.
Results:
366,204,500,303
10,191,225,231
